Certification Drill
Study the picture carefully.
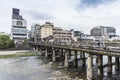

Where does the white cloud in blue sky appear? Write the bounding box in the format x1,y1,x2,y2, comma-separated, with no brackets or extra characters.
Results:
0,0,120,35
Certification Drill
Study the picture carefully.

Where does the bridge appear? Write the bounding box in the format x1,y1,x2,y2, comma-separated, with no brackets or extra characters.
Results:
30,42,120,80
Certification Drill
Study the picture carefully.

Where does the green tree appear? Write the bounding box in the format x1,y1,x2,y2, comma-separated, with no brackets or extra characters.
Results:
0,35,14,49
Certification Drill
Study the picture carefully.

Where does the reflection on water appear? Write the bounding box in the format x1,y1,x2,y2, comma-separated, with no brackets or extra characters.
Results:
0,55,119,80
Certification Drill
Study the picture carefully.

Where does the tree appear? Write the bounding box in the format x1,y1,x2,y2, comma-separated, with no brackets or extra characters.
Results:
0,35,14,49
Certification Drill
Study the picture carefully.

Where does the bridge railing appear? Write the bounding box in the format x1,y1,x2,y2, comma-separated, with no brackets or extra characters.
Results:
31,41,120,52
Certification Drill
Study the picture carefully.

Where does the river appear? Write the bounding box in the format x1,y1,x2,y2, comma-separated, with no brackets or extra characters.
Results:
0,54,119,80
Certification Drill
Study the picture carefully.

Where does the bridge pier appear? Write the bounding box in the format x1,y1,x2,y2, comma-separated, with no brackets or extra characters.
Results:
33,46,35,51
59,49,63,61
69,50,71,59
45,48,48,58
35,46,38,51
96,55,98,64
38,47,42,55
80,51,83,59
74,51,78,68
61,49,64,61
87,53,93,80
82,51,86,66
115,57,119,71
98,55,103,77
64,50,69,67
52,48,56,62
107,56,112,76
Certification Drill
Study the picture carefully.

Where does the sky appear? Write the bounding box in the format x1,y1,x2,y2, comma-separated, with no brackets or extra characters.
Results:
0,0,120,35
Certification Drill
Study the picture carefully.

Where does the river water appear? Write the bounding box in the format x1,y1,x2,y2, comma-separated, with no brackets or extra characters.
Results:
0,56,75,80
0,55,119,80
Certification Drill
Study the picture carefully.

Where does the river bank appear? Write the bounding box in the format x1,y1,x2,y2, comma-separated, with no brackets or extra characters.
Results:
0,50,38,58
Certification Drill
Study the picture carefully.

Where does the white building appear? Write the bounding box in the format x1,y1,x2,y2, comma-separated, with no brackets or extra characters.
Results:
11,8,28,44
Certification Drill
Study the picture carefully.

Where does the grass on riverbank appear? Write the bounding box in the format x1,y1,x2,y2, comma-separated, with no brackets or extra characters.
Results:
0,52,39,58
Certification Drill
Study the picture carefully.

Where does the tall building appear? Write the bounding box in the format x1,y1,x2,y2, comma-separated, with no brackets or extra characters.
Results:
11,8,28,44
90,26,116,38
30,24,41,42
40,22,53,41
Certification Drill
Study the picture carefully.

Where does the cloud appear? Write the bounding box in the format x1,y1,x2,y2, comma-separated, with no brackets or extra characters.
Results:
25,10,55,20
0,0,120,35
80,0,114,7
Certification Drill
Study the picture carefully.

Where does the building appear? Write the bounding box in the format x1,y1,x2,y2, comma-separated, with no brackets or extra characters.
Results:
30,22,73,43
91,26,116,38
30,24,41,42
52,28,72,42
70,30,85,42
30,22,53,42
11,8,28,44
53,27,72,38
40,22,53,41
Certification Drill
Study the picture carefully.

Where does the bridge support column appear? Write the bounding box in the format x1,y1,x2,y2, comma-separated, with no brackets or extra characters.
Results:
115,57,119,71
61,49,64,61
45,48,48,58
36,46,38,51
80,51,83,59
52,48,56,62
82,51,86,66
74,51,78,68
96,55,98,64
33,46,36,51
64,50,69,67
87,53,93,80
98,55,103,77
107,56,112,76
37,47,41,55
69,50,71,59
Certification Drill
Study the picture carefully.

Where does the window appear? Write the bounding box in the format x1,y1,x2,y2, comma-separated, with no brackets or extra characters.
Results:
17,21,22,26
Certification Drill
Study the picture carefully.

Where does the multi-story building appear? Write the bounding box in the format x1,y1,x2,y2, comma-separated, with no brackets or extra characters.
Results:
70,30,85,42
53,27,72,37
40,22,54,39
31,22,72,42
30,22,72,42
30,24,41,42
52,28,72,42
40,22,53,41
91,26,116,38
72,31,85,38
11,8,28,44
